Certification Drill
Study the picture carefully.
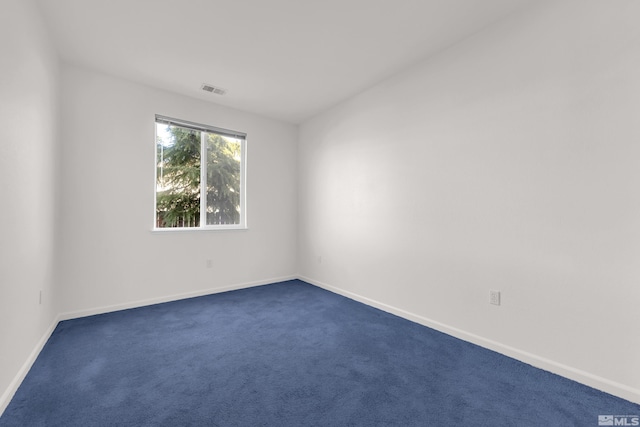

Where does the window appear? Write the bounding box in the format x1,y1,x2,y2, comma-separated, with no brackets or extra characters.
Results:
154,115,246,230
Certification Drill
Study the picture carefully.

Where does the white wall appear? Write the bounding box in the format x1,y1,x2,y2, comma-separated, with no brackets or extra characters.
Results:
3,0,639,412
298,0,640,403
0,0,61,412
57,65,298,316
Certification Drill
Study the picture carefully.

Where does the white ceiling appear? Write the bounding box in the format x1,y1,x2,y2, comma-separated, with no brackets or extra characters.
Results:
35,0,533,124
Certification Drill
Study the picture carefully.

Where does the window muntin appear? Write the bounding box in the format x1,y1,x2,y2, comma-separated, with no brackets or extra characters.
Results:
155,116,246,229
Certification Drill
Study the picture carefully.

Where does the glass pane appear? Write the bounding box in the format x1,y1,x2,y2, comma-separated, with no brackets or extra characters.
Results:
205,132,242,225
155,122,201,228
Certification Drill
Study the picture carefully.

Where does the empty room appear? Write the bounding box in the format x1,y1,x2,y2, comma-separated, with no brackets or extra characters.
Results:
1,0,639,425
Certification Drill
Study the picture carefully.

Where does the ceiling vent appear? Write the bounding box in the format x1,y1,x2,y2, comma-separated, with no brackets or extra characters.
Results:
201,84,226,95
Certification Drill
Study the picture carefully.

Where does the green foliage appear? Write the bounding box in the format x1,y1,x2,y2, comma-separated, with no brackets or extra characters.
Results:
156,124,241,227
205,135,241,225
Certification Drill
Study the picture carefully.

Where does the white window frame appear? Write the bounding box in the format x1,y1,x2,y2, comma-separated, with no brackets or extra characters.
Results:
153,114,247,231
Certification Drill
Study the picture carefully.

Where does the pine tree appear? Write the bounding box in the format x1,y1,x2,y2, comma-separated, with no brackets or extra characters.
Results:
156,125,241,227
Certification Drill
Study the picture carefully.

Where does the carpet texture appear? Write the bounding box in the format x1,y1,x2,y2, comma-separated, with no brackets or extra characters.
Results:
1,280,638,426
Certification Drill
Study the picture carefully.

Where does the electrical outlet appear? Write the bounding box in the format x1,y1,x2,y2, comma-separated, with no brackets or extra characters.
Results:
490,290,501,306
39,290,43,305
206,259,213,268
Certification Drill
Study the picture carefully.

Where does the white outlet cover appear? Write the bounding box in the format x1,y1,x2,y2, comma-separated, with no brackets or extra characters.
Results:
490,290,501,306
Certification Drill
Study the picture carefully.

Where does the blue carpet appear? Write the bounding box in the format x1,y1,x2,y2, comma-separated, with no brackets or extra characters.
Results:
1,280,638,426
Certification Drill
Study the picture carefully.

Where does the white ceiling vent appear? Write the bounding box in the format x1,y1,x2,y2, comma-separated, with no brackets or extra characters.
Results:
201,84,226,95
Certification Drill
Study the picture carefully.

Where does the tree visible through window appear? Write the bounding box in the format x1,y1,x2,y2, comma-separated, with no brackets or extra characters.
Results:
155,116,246,229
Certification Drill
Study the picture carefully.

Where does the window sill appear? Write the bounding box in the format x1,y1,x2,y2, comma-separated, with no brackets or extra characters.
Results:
151,225,248,233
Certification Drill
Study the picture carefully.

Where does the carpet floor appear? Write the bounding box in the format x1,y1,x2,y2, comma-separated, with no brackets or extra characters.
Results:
1,280,638,426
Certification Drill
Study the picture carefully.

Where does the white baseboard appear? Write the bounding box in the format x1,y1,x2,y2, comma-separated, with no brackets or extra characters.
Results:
299,275,640,405
58,275,297,321
3,274,637,419
0,313,61,416
0,275,296,417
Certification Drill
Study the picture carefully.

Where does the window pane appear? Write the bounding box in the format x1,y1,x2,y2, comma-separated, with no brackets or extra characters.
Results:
205,132,242,225
154,115,246,230
155,122,201,228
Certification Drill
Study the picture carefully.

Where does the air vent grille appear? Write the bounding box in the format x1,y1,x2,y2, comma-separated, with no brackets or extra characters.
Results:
201,84,226,95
